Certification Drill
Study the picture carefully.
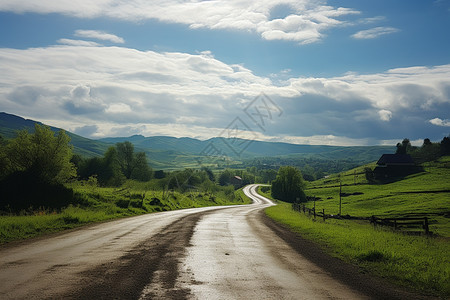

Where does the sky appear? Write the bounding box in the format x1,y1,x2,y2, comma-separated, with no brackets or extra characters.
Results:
0,0,449,146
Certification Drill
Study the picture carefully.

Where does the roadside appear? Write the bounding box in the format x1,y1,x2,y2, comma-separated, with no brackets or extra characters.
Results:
254,187,448,299
261,210,435,300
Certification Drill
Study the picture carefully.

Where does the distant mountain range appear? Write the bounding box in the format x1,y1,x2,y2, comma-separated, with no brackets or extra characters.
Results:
0,112,395,170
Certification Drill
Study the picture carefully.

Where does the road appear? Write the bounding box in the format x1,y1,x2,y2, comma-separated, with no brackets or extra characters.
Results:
0,184,416,299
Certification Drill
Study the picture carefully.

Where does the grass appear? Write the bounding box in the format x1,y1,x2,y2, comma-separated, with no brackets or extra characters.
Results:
0,180,251,244
265,201,450,298
262,156,450,297
305,156,450,237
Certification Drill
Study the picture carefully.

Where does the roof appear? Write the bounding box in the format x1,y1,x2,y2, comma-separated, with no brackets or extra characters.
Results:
377,154,414,166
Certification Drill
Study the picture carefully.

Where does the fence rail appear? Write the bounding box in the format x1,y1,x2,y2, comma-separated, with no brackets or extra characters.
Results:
292,203,432,236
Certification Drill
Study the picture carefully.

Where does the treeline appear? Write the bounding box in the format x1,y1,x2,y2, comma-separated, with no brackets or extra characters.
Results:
244,157,360,182
396,136,450,163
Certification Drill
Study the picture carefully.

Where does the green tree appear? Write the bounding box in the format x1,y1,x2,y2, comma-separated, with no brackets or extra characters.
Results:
396,138,411,154
218,169,233,186
101,147,126,186
441,136,450,155
116,141,135,179
4,124,76,183
271,166,306,203
130,152,152,181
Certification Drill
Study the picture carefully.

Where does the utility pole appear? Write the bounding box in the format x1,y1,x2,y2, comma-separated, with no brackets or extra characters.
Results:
339,177,342,216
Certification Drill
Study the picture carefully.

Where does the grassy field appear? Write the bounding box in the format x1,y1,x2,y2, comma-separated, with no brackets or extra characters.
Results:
261,157,450,297
0,180,251,244
306,156,450,237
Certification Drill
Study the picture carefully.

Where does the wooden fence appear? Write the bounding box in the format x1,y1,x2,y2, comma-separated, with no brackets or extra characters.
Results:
292,203,432,236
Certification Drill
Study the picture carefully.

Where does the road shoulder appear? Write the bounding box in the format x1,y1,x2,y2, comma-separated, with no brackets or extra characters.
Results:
260,210,435,300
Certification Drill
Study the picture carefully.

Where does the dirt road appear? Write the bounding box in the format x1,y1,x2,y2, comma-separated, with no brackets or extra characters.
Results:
0,185,424,299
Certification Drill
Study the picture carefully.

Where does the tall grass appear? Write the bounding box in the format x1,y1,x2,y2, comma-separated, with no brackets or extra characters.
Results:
265,202,450,297
0,180,251,244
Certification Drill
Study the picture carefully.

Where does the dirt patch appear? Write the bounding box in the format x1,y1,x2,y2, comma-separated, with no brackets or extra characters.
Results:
261,211,436,300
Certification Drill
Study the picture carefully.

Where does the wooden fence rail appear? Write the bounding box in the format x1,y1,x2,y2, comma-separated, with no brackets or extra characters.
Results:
292,203,432,235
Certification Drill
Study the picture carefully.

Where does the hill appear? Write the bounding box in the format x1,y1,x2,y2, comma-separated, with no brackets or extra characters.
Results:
0,112,110,157
1,112,395,171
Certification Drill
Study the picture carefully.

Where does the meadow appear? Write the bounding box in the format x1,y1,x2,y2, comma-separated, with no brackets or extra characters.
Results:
262,156,450,297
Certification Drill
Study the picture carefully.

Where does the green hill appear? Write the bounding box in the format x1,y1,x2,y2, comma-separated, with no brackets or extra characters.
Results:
305,156,450,237
0,112,110,157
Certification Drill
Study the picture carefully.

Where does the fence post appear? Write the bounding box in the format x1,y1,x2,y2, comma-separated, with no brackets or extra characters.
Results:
313,201,316,220
424,217,430,235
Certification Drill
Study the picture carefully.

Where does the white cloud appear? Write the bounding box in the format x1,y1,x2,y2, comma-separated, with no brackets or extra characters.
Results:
357,16,386,24
1,44,449,144
288,64,450,113
0,0,360,44
74,30,125,44
429,118,450,127
105,103,132,114
57,39,101,47
351,26,399,39
378,109,392,121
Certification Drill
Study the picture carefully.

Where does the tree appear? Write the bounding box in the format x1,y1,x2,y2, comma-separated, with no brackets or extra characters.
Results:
218,169,233,186
4,124,76,183
0,125,77,211
423,138,432,146
202,167,215,182
441,136,450,155
101,147,125,186
396,138,411,154
116,141,135,179
130,152,152,181
271,166,306,203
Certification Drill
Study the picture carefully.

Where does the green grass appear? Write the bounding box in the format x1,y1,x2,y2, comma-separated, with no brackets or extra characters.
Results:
0,180,251,244
262,157,450,297
265,201,450,298
305,157,450,237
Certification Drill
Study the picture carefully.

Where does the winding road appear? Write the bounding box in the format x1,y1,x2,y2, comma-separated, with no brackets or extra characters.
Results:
0,185,419,299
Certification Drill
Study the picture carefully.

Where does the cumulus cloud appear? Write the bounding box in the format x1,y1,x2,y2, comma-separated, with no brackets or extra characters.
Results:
0,0,361,44
429,118,450,127
1,44,449,143
74,30,125,43
351,26,400,39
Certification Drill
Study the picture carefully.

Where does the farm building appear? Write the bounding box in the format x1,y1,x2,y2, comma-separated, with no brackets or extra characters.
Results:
373,154,422,178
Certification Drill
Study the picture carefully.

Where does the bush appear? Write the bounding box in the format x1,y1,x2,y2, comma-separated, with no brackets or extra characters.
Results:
0,170,75,212
115,199,130,209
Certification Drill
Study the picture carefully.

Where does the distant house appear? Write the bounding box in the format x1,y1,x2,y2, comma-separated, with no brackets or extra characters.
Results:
230,175,243,188
374,154,420,178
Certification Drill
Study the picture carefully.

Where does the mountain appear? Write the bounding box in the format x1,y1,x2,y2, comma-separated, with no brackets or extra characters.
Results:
1,112,395,170
99,135,394,161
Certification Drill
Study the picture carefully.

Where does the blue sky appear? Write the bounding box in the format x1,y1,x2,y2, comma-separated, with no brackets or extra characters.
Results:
0,0,449,146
